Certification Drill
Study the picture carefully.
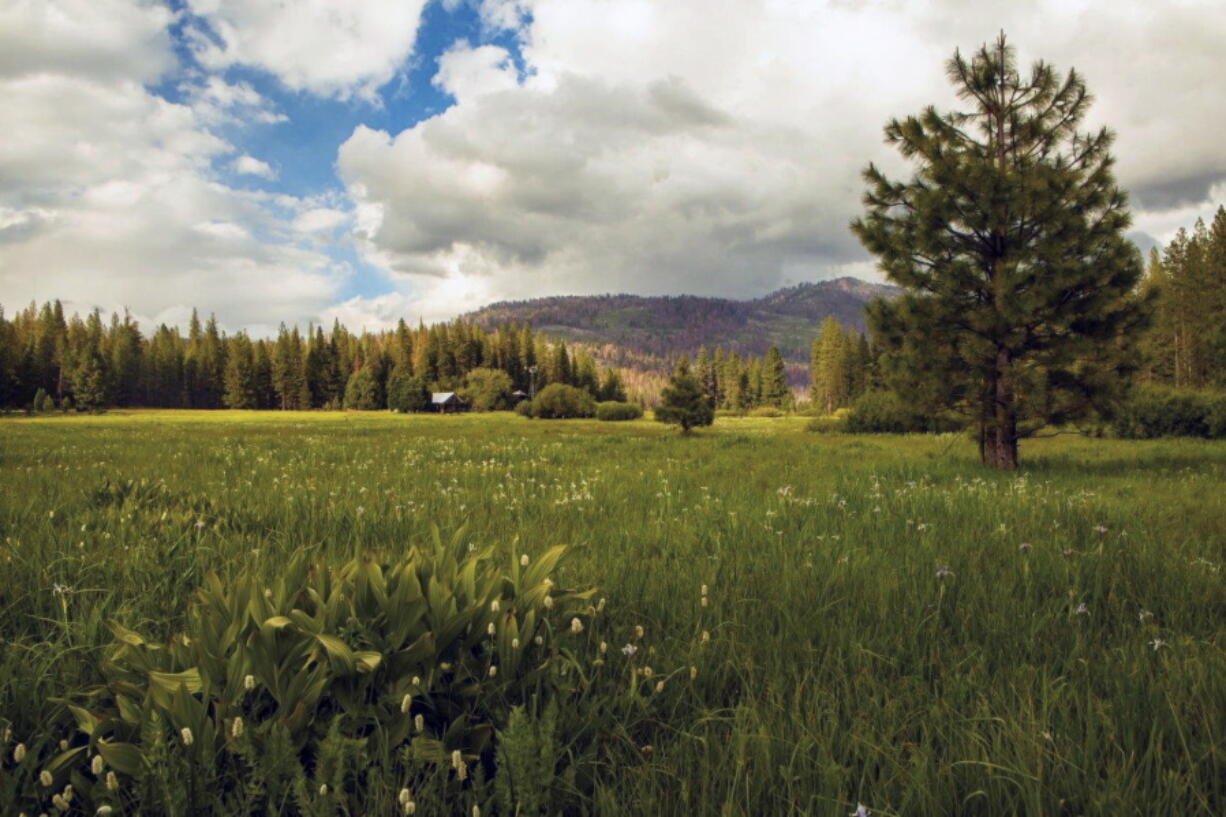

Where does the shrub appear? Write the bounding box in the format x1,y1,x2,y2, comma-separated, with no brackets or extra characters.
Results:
514,398,535,418
461,368,514,412
595,401,642,421
1113,386,1226,439
805,415,848,434
846,390,961,434
32,387,52,412
748,406,784,418
531,384,596,419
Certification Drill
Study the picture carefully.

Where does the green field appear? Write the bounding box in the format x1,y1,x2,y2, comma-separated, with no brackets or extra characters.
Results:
1,411,1224,816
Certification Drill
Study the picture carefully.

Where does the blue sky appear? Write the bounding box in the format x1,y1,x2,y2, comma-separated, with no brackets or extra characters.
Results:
2,0,1224,333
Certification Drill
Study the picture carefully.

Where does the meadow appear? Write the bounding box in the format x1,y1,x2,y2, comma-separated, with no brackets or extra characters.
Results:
1,410,1223,816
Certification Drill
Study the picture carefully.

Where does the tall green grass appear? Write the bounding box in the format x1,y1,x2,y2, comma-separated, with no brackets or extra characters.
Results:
1,410,1223,815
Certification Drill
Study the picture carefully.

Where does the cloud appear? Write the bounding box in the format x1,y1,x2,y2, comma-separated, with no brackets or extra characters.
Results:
0,0,350,334
184,0,431,100
339,0,1226,320
232,154,277,180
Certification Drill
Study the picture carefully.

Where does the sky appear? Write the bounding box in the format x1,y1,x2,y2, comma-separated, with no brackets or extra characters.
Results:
2,0,1225,335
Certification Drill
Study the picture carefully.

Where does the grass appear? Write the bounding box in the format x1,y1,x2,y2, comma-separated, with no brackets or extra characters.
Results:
1,410,1224,815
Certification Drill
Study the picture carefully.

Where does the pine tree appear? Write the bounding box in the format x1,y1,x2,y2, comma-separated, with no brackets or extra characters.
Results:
852,34,1148,468
223,334,259,409
656,357,714,434
760,346,790,408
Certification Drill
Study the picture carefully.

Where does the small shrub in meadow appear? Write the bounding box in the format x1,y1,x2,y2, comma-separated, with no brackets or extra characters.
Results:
747,406,784,418
846,390,961,434
1114,385,1226,438
595,401,642,421
531,384,596,419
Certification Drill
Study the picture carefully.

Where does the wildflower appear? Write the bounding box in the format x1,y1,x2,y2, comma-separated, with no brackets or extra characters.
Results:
41,770,54,787
244,674,256,690
634,625,644,640
195,518,205,529
51,795,69,812
935,566,953,580
411,675,421,687
642,666,653,679
58,739,68,751
597,597,606,612
106,771,118,791
63,784,73,801
701,584,708,597
850,805,871,817
489,665,498,678
701,630,711,644
640,745,654,756
599,640,608,654
231,717,244,739
690,665,698,681
13,743,25,763
404,802,416,815
1138,609,1153,622
520,554,530,567
97,807,114,816
534,635,544,646
511,637,520,649
490,599,500,613
570,617,584,634
91,754,104,775
1149,639,1166,650
1018,542,1032,552
542,595,554,609
180,727,194,746
1093,524,1107,534
621,644,638,657
415,714,424,733
399,788,413,806
51,583,71,597
1075,603,1089,616
487,621,496,637
655,680,665,693
473,805,481,817
319,783,328,796
701,596,708,607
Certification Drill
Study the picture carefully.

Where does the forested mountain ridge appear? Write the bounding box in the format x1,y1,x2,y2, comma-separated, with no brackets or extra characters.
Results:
463,277,899,363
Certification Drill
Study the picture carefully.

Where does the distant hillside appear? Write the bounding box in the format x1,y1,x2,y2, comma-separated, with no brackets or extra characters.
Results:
463,277,899,364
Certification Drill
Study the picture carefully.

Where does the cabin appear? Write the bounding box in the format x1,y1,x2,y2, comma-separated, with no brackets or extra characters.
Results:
431,392,467,413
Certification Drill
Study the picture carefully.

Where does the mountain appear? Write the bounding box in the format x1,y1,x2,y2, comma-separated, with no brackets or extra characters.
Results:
463,277,899,364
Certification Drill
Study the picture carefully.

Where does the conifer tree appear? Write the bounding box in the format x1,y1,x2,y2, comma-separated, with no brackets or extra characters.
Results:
760,346,790,408
852,34,1148,468
656,357,713,434
223,334,259,409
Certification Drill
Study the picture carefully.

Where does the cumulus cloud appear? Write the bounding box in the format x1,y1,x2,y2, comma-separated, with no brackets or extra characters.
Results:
232,155,277,180
184,0,430,100
339,0,1226,320
0,0,349,333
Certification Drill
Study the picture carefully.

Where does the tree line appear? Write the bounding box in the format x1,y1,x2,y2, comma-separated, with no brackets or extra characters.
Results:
0,306,629,413
1137,207,1226,389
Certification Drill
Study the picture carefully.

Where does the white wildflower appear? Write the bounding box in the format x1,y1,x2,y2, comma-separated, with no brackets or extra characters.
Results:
106,771,118,791
13,743,26,763
180,727,194,746
634,625,644,640
1149,639,1166,650
570,617,583,634
487,621,496,637
91,754,103,775
849,804,871,817
399,788,413,805
319,783,328,796
414,714,424,733
520,554,530,567
488,665,498,678
1075,602,1089,616
244,674,255,690
231,717,244,739
621,644,637,657
542,595,554,609
935,566,953,580
41,769,54,787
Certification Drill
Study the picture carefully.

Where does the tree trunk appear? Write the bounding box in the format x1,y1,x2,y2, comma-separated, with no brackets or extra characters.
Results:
982,347,1018,469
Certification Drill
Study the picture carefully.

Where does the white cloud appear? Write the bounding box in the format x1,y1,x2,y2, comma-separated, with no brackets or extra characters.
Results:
0,0,351,333
232,154,277,180
184,0,431,100
339,0,1226,320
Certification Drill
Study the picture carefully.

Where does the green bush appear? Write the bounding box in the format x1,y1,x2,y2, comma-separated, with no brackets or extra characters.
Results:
595,401,642,421
846,390,961,434
514,398,534,418
805,415,848,434
461,368,514,412
747,406,784,418
531,384,596,419
1113,386,1226,439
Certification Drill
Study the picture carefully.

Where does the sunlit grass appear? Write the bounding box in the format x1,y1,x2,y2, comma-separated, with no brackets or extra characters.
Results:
1,411,1223,815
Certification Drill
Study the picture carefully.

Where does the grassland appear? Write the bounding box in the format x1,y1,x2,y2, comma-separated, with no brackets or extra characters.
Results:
1,410,1224,816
